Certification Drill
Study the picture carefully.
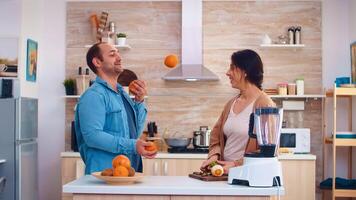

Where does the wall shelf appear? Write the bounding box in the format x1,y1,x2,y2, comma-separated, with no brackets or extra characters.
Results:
84,44,131,50
260,44,305,48
329,85,356,199
269,94,325,99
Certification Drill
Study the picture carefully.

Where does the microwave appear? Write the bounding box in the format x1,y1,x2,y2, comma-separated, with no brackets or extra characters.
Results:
280,128,310,153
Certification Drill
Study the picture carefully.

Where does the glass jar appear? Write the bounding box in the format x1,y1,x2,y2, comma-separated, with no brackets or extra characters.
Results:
277,83,288,95
296,78,304,95
287,83,296,95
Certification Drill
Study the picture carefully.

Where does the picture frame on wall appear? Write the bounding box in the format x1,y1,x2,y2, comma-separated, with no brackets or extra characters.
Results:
26,39,38,82
351,41,356,84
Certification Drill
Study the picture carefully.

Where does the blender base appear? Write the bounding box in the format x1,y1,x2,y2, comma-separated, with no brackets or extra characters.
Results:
228,157,283,187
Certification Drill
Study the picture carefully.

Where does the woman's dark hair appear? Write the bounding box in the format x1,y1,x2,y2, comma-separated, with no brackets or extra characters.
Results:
231,49,263,90
86,43,103,74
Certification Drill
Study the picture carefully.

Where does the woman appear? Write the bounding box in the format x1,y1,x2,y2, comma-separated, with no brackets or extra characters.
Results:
201,49,275,174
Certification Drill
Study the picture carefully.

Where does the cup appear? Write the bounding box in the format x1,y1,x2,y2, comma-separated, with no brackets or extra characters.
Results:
0,64,8,72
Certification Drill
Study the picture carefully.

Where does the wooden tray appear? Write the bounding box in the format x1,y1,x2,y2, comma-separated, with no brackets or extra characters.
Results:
188,173,228,181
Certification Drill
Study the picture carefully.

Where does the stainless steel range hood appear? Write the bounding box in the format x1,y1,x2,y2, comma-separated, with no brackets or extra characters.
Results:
162,0,219,81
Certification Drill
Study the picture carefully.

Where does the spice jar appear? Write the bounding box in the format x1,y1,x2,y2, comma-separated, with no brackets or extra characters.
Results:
277,83,288,95
296,78,304,95
287,83,296,95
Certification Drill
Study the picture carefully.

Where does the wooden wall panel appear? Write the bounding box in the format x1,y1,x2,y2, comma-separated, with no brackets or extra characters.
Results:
65,1,322,199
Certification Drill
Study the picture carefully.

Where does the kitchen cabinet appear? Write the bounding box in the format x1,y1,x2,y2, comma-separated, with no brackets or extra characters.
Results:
143,158,205,176
274,159,315,200
61,153,315,200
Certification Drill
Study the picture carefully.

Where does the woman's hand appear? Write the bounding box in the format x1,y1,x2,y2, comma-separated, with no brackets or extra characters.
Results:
216,160,236,174
200,155,218,171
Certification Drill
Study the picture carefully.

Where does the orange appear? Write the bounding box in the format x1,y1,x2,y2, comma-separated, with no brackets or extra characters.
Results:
113,166,129,177
164,54,179,68
112,155,131,169
101,168,113,176
144,142,157,152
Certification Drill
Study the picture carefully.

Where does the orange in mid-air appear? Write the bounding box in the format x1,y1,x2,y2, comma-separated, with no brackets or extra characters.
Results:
112,155,131,169
113,165,129,177
144,142,157,152
164,54,179,68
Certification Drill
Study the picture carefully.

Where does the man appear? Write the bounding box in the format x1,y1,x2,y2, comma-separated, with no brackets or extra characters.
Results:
75,42,156,175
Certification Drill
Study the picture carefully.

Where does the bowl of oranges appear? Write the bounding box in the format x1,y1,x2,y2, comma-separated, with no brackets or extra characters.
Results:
91,155,144,185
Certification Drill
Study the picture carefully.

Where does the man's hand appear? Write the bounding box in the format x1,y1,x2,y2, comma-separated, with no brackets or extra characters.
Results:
129,80,147,102
136,139,157,159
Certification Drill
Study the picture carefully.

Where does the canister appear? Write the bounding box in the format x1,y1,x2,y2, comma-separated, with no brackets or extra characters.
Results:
287,83,296,95
296,78,304,95
277,83,288,95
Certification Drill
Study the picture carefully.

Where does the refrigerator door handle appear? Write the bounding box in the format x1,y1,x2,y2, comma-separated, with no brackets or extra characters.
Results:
0,177,6,193
16,139,36,145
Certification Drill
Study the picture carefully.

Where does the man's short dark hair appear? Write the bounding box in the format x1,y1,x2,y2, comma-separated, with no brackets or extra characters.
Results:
86,43,103,74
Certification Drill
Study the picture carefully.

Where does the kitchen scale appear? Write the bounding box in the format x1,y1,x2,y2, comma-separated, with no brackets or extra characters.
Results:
228,107,284,187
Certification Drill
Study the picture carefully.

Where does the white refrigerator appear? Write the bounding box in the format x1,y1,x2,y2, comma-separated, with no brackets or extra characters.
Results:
0,97,38,200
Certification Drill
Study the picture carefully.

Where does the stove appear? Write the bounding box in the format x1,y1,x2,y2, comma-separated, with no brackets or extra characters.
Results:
168,147,209,154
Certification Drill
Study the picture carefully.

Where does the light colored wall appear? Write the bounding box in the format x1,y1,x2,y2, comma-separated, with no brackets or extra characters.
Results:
322,0,356,183
37,0,66,199
18,0,43,98
349,0,356,179
0,0,21,37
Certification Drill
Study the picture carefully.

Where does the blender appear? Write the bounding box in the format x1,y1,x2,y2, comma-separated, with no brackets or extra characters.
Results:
228,107,284,187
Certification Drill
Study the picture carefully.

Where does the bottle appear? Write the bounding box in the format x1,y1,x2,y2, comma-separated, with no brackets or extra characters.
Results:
288,27,295,44
295,26,301,44
78,66,82,75
296,78,304,95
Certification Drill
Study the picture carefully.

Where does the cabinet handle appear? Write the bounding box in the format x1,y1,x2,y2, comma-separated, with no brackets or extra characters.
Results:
163,161,168,176
153,161,158,176
0,177,6,193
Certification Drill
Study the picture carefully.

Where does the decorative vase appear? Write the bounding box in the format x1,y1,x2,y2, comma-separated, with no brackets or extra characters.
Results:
116,38,126,46
65,87,75,95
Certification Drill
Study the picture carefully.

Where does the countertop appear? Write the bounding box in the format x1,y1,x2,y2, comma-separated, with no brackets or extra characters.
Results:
63,175,284,196
61,152,316,160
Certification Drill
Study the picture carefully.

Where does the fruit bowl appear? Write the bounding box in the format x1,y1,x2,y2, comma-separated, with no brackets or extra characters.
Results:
91,172,144,185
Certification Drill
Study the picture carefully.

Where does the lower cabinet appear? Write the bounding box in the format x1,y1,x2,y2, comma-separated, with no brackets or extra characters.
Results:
61,155,315,200
277,159,315,200
142,158,205,176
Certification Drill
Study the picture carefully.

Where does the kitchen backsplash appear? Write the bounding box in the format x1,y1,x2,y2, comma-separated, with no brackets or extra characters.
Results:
65,1,322,199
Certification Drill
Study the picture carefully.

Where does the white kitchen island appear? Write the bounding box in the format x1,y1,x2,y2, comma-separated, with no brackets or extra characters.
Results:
63,175,284,200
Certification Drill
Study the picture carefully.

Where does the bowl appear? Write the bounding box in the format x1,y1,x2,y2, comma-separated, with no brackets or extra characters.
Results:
164,138,192,148
91,172,144,185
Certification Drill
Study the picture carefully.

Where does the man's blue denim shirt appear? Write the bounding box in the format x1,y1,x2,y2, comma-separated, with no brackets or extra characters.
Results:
75,76,147,174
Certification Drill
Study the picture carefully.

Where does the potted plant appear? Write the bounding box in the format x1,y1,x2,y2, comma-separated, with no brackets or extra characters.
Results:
116,33,127,46
63,78,76,95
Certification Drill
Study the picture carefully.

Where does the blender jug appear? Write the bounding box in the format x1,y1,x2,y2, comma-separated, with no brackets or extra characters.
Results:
248,107,283,157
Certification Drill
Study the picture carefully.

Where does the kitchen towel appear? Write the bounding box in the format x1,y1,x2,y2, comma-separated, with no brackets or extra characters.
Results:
320,177,356,189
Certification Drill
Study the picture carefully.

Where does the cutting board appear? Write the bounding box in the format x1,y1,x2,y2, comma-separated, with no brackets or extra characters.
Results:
188,173,228,181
